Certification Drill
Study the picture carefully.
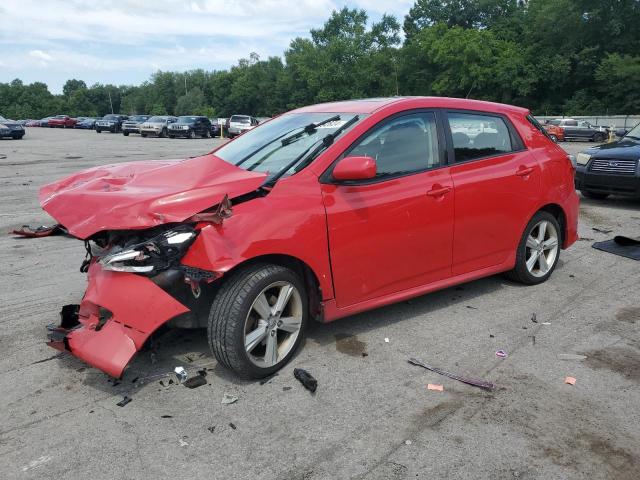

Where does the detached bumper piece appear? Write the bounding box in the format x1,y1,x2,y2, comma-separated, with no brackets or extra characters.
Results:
46,263,189,378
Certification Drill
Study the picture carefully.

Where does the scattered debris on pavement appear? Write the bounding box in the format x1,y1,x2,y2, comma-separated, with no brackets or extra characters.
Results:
559,354,587,361
229,422,237,430
207,426,215,433
408,357,495,390
531,313,538,323
495,350,508,358
183,374,207,389
174,366,188,383
541,322,551,325
294,368,318,393
592,236,640,261
11,224,67,238
116,396,132,407
592,227,613,234
221,393,238,404
427,384,444,392
384,337,390,343
161,415,173,418
404,440,412,445
179,437,189,447
283,386,292,391
564,376,577,385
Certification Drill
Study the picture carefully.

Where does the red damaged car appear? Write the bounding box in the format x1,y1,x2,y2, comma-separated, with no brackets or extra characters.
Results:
48,115,77,128
41,97,578,379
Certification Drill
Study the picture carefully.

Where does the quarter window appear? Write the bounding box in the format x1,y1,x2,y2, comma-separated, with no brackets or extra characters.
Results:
348,112,440,177
447,112,514,162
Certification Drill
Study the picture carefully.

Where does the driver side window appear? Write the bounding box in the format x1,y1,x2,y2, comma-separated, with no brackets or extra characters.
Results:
349,112,440,177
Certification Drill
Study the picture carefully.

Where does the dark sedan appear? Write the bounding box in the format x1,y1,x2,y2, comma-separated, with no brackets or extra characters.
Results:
575,123,640,199
75,118,97,129
0,115,26,139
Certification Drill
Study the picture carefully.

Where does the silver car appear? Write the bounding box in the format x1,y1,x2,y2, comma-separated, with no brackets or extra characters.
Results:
228,114,259,138
139,116,177,138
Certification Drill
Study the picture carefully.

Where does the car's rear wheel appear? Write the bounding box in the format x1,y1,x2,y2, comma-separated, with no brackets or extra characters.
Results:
581,190,609,200
159,128,167,138
208,263,307,379
187,129,195,139
123,131,129,136
203,129,210,138
96,129,101,134
141,133,147,137
506,211,561,285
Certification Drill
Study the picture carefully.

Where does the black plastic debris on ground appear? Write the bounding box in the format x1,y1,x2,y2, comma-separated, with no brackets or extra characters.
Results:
592,227,613,234
229,422,237,430
161,415,173,418
183,375,207,389
293,368,317,393
408,357,495,391
592,236,640,261
116,396,132,407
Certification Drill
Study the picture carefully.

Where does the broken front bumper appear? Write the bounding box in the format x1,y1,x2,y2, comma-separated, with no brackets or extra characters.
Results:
47,262,189,378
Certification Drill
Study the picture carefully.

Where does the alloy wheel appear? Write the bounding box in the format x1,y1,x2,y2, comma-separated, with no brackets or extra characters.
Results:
525,220,559,278
243,281,303,367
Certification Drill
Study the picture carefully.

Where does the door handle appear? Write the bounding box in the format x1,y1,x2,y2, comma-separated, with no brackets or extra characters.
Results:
516,166,534,177
427,185,452,197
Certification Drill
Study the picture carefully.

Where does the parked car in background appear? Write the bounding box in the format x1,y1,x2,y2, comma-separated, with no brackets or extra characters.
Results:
228,114,259,137
168,116,212,138
208,118,222,137
543,123,565,142
0,115,25,139
574,122,640,199
40,117,53,127
48,115,77,128
41,97,578,379
122,115,151,136
139,116,177,137
96,114,129,134
75,118,97,129
548,118,608,142
25,119,41,127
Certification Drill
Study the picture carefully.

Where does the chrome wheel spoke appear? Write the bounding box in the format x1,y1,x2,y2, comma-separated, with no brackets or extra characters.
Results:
542,237,558,250
279,316,302,334
245,323,267,353
536,221,548,242
526,235,539,250
264,333,278,366
526,251,539,271
273,285,294,317
538,253,550,274
252,293,272,320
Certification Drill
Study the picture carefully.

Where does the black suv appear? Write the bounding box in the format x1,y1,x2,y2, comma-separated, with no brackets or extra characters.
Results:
122,115,150,136
168,116,212,138
575,123,640,199
96,114,129,133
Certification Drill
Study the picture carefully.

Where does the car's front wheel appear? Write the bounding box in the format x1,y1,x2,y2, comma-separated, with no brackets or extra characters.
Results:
506,211,561,285
96,129,101,134
208,263,307,379
123,131,129,136
592,132,607,143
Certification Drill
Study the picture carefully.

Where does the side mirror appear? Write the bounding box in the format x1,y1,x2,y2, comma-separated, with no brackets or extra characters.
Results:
333,156,377,181
615,129,627,137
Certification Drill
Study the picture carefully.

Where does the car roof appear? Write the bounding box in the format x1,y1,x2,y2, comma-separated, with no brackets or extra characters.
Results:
291,97,529,116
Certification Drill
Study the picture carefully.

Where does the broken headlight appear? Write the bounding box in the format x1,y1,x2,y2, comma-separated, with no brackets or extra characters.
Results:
98,226,198,274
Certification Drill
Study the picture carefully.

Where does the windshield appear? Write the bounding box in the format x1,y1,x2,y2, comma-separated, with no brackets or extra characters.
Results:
625,123,640,140
214,112,363,177
130,115,148,122
103,114,118,120
178,116,197,123
230,115,250,124
148,116,167,122
55,115,67,119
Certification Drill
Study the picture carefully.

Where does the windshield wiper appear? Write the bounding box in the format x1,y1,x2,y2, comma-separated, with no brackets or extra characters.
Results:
262,115,360,188
235,115,341,167
280,115,341,146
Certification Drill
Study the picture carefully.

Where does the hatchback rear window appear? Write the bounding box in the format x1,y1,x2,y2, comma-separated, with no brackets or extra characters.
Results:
231,116,250,124
447,112,516,162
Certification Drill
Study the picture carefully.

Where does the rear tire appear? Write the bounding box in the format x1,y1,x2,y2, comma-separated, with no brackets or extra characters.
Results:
505,211,561,285
123,131,129,136
208,263,307,379
593,132,607,143
96,129,101,134
581,190,609,200
141,133,147,137
159,128,167,138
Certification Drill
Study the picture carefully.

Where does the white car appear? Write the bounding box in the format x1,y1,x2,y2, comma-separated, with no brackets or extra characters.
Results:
228,115,259,138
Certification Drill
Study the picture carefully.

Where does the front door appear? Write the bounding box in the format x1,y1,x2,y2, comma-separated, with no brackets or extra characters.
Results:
322,111,454,308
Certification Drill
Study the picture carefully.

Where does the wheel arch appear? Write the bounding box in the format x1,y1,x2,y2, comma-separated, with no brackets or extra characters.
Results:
215,254,324,322
537,203,567,247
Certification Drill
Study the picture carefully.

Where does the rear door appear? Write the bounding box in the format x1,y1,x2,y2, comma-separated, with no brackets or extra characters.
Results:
445,111,541,275
322,111,454,308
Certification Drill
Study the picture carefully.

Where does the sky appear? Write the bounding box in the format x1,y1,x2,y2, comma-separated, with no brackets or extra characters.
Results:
0,0,413,94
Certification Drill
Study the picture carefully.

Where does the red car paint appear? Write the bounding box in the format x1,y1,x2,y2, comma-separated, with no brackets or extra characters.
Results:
48,115,77,128
41,97,579,377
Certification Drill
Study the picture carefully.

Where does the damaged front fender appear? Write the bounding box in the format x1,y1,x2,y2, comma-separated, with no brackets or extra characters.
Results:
47,262,189,377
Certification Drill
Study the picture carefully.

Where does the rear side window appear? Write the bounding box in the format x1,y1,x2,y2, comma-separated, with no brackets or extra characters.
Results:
447,112,514,162
349,112,440,177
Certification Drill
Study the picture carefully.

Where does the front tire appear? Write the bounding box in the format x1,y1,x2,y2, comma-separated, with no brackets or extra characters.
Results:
506,211,561,285
96,129,101,134
187,129,194,139
208,263,307,379
123,131,129,136
593,132,607,143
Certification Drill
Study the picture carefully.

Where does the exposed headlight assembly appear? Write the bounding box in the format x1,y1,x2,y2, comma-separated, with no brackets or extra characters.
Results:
98,225,198,274
182,125,189,130
576,153,591,166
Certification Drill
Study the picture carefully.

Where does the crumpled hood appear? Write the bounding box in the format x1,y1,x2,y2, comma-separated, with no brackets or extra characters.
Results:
39,153,267,239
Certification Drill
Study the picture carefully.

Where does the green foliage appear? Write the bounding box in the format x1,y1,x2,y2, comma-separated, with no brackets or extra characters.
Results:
0,2,638,120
